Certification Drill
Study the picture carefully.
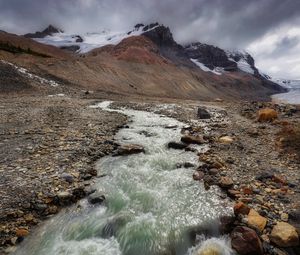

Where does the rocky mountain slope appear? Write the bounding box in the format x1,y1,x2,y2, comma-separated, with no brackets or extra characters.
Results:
0,23,286,100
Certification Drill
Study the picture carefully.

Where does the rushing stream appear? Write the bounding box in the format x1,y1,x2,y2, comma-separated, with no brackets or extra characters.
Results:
14,101,233,255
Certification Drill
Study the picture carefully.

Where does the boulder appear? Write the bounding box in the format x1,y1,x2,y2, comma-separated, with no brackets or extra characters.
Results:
257,108,278,122
215,98,224,102
57,191,73,205
211,160,224,169
16,228,29,237
231,226,263,255
218,176,233,189
197,107,211,119
219,215,235,234
234,202,250,216
218,136,234,144
181,135,205,144
227,189,241,198
114,144,145,156
270,222,299,247
176,162,195,168
247,209,267,232
289,209,300,230
193,171,205,181
208,168,219,175
255,171,274,181
167,141,187,150
272,174,287,185
61,173,74,183
88,191,106,205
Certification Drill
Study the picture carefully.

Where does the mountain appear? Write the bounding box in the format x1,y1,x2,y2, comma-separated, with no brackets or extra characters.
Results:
269,78,300,89
185,43,237,72
0,23,286,100
0,30,70,58
24,24,161,53
24,25,63,38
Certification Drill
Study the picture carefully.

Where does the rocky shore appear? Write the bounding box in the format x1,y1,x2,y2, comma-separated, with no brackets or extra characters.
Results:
0,96,127,253
111,100,300,255
0,96,299,255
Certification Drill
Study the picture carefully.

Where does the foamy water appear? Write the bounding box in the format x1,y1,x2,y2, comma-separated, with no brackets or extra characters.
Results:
14,101,233,255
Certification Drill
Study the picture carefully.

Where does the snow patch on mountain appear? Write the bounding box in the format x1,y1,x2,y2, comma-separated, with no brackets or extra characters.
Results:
33,24,159,53
0,60,59,87
236,59,255,74
190,59,223,75
226,50,255,74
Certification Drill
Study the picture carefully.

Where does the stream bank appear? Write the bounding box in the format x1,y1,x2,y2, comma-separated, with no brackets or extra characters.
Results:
1,98,299,255
12,101,233,255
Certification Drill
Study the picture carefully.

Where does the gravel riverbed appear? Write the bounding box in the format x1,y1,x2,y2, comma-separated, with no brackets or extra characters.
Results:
0,96,299,255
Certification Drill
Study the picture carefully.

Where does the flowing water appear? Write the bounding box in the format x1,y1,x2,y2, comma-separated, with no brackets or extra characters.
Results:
14,101,233,255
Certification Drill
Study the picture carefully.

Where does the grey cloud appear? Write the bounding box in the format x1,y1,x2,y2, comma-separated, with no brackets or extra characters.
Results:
274,36,300,55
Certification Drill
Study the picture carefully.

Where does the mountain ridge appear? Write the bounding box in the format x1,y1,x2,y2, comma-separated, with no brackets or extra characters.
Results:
22,23,273,79
0,23,286,100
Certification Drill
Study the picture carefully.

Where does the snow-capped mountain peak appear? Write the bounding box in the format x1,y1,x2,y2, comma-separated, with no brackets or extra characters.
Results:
226,50,258,75
25,23,160,53
184,42,259,76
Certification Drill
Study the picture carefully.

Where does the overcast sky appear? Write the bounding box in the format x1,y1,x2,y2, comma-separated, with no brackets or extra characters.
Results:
1,0,300,79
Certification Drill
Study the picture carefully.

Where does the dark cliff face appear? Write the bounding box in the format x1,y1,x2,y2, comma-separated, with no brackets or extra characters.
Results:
184,43,237,71
24,25,63,38
141,24,285,94
142,23,177,48
142,24,195,67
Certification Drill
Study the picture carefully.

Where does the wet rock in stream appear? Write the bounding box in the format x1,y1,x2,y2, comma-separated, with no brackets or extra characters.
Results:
113,144,145,156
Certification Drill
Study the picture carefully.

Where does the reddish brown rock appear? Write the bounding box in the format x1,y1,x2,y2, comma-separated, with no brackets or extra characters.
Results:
272,175,287,185
114,144,145,156
242,187,253,195
257,108,278,122
234,202,250,215
231,226,263,255
16,228,29,237
181,135,205,145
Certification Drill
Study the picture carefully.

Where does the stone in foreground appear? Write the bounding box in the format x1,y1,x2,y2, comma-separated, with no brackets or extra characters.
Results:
167,141,187,149
16,228,29,237
197,107,211,119
114,144,145,156
247,209,267,232
270,222,299,247
231,226,263,255
181,135,205,144
257,108,278,122
218,176,233,189
234,202,250,215
88,191,106,205
218,136,234,144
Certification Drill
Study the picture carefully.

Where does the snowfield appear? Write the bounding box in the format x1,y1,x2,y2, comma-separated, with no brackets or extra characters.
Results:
226,50,255,75
1,60,59,87
190,58,223,75
33,25,159,54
